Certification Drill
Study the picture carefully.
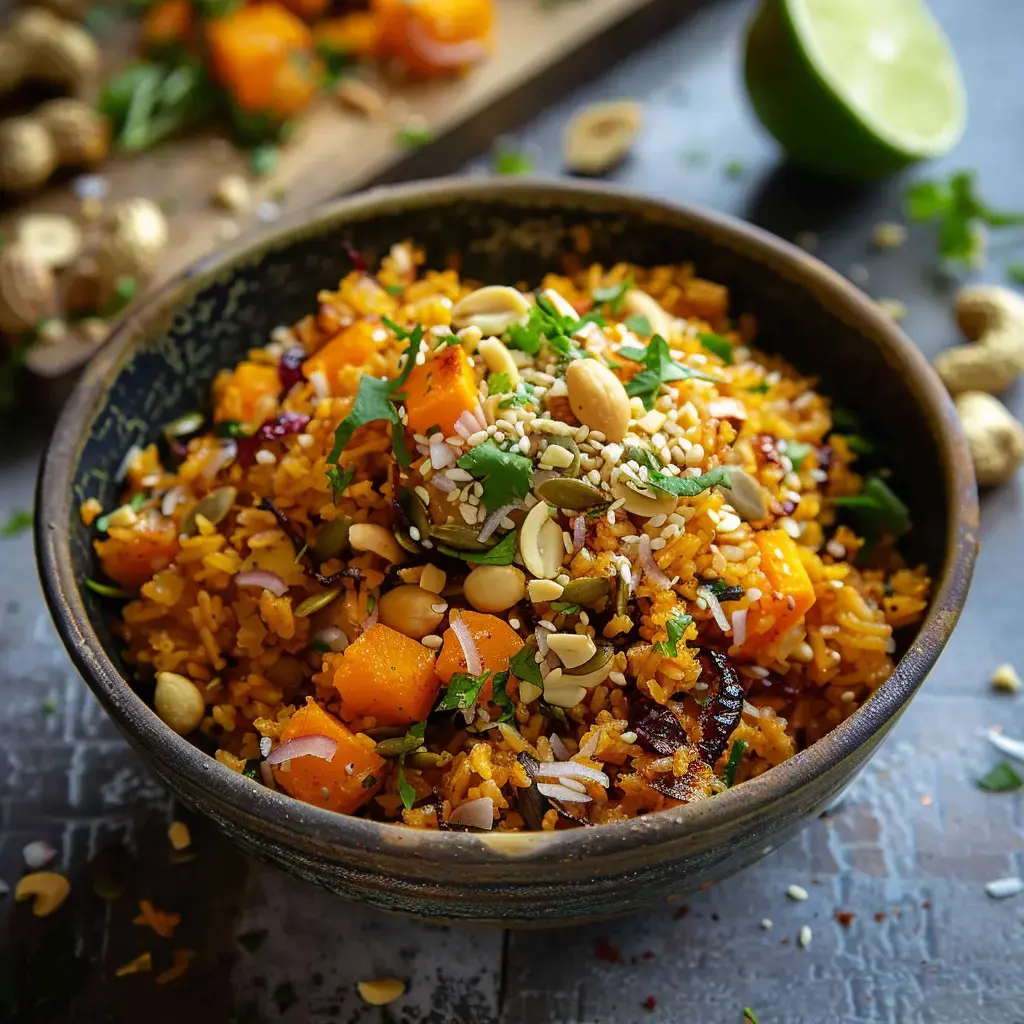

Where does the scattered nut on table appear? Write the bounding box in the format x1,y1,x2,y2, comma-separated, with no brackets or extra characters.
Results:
336,78,386,117
562,100,643,176
9,7,99,93
954,390,1024,487
98,197,170,283
213,174,251,213
0,117,58,194
935,285,1024,395
36,98,110,167
0,241,56,333
17,213,82,269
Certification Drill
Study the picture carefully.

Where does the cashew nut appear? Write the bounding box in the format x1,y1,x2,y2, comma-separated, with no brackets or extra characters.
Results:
935,286,1024,395
15,871,71,917
954,390,1024,487
348,522,405,564
621,289,673,338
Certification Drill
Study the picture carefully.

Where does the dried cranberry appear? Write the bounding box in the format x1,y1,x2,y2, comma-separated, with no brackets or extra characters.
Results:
754,434,782,466
278,346,306,392
342,238,367,273
743,671,803,700
630,699,687,756
696,649,744,766
595,941,621,964
817,444,837,475
236,413,311,467
777,498,799,516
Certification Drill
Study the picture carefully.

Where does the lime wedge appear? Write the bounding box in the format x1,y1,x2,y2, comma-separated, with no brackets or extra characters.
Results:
744,0,966,180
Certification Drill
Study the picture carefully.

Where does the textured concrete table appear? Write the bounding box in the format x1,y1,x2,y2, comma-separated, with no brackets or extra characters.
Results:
2,1,1023,1021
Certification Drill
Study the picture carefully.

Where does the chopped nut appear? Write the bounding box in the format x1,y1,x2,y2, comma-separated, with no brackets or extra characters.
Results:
17,213,82,269
871,222,907,249
954,390,1024,487
168,821,192,851
565,358,630,442
213,174,250,213
336,78,386,117
563,100,643,176
546,632,597,669
528,579,564,603
36,99,109,166
14,871,70,917
991,663,1022,693
357,978,406,1006
0,242,56,333
0,119,57,195
937,285,1024,395
786,884,809,901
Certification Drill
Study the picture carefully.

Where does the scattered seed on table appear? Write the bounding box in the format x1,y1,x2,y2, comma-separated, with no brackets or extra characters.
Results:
787,884,809,901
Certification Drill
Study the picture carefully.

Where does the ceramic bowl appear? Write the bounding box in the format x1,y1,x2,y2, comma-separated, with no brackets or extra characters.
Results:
37,179,978,925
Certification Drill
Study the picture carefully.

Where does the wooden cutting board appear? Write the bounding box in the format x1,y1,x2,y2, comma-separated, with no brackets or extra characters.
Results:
8,0,687,394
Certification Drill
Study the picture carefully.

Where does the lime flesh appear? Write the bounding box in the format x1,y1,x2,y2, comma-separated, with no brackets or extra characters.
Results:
744,0,966,180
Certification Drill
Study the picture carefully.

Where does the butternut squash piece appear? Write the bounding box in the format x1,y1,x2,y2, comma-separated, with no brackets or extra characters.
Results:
273,699,385,813
740,529,817,654
372,0,494,77
333,623,441,726
213,360,280,425
302,321,379,382
403,344,478,436
436,610,523,701
143,0,195,51
95,511,180,589
313,13,381,59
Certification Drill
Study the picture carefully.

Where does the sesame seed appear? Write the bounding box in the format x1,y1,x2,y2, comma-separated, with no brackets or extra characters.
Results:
409,526,421,541
649,514,667,528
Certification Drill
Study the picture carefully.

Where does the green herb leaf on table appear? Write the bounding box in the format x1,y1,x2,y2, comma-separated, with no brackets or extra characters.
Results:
743,1008,761,1024
456,440,533,511
1,509,32,537
977,761,1023,793
435,530,518,566
509,646,543,689
396,123,434,148
833,475,910,537
492,145,534,175
436,671,491,712
722,738,748,787
654,611,693,657
622,334,717,410
248,142,279,178
623,314,651,336
592,279,631,315
698,331,734,365
649,466,731,498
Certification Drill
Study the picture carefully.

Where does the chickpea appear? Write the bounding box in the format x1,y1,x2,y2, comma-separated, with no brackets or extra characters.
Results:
378,585,446,639
463,565,526,613
154,671,206,735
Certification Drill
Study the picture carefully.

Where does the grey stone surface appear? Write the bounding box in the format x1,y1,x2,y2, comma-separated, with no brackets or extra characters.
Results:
2,0,1024,1020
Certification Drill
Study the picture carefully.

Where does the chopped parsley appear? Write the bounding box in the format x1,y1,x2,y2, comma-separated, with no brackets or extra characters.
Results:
551,601,581,615
904,170,1024,265
722,738,748,787
592,279,631,314
509,646,543,689
326,323,422,475
488,371,514,396
623,314,651,336
654,611,693,657
436,670,491,712
1,508,32,536
95,492,145,533
498,381,537,408
833,475,910,537
977,761,1023,793
698,331,734,365
457,440,533,511
492,145,534,175
621,335,717,410
215,420,249,439
325,465,355,504
248,142,278,177
435,529,518,565
396,123,434,148
784,440,812,471
236,929,269,953
649,466,731,497
507,295,602,359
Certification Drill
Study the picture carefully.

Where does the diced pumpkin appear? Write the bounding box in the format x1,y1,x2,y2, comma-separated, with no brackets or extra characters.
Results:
372,0,494,77
142,0,195,51
206,3,322,119
213,361,280,425
302,321,380,382
95,512,180,589
436,610,523,702
403,344,478,436
739,530,817,654
273,699,385,813
333,623,441,726
280,0,331,21
312,13,381,59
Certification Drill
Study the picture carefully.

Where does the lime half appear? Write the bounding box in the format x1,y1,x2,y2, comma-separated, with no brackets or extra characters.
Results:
744,0,966,180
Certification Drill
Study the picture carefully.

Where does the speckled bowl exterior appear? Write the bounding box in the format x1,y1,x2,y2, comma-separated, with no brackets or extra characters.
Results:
37,179,978,926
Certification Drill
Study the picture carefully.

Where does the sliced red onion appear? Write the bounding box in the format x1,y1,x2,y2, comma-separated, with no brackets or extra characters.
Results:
638,534,672,589
478,504,516,543
450,611,482,676
406,18,487,68
313,625,349,653
534,626,550,658
731,609,748,647
698,584,732,634
430,437,457,469
447,796,494,830
22,840,55,870
361,604,379,632
454,410,482,439
235,570,289,597
259,762,278,789
114,444,142,483
988,729,1024,763
548,733,571,761
161,486,186,516
537,782,591,804
537,761,610,787
265,733,338,766
204,439,238,479
572,515,586,553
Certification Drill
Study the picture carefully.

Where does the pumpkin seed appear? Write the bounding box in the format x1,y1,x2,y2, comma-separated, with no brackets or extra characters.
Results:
294,587,341,618
562,643,614,688
375,734,427,758
405,750,452,770
545,436,581,477
402,488,431,537
162,411,204,440
312,515,352,560
395,529,422,555
623,444,662,472
610,478,676,519
718,468,769,522
559,576,610,607
451,285,531,336
179,486,236,537
615,575,628,616
430,523,497,552
535,477,606,511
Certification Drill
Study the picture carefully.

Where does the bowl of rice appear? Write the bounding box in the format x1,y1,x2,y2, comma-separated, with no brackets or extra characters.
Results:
37,178,978,924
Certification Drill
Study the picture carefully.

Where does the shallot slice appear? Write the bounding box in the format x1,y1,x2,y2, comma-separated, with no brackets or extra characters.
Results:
235,570,288,596
698,585,732,634
638,533,672,589
536,761,610,788
265,733,338,765
572,515,586,553
478,504,516,543
537,782,591,804
447,796,495,830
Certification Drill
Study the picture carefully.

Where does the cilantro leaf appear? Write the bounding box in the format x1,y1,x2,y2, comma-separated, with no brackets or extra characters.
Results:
1,508,33,536
436,670,491,712
700,578,745,602
435,530,518,565
784,440,812,470
325,465,355,504
654,611,693,657
623,444,662,473
397,766,416,810
722,737,748,787
498,381,537,408
492,146,534,175
507,296,602,360
550,601,581,614
746,382,771,394
490,670,514,722
698,331,734,365
978,761,1023,793
456,440,533,511
623,335,717,410
623,314,651,336
509,646,542,688
488,371,513,396
649,466,731,497
592,279,631,314
833,475,910,537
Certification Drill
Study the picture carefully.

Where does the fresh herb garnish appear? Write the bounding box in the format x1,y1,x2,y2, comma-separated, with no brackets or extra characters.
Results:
509,646,543,688
395,721,427,811
507,295,602,359
84,579,136,599
743,1008,760,1024
904,170,1024,265
436,671,491,712
95,492,146,533
216,420,249,439
104,275,139,317
396,123,434,148
41,697,58,715
623,444,662,473
698,331,734,365
488,371,514,396
498,381,537,408
784,440,812,471
456,440,533,512
844,435,875,456
248,142,278,177
700,578,745,603
435,530,518,566
592,279,631,315
654,611,693,657
325,465,355,504
315,41,349,83
978,761,1023,793
622,335,717,410
492,145,534,175
326,324,423,476
550,601,581,615
236,929,269,953
1,508,32,536
746,381,771,394
722,738,748,787
490,670,514,722
833,475,910,537
623,314,651,336
649,466,731,497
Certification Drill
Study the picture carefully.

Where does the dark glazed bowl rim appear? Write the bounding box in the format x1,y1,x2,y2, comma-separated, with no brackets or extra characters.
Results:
36,177,978,871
